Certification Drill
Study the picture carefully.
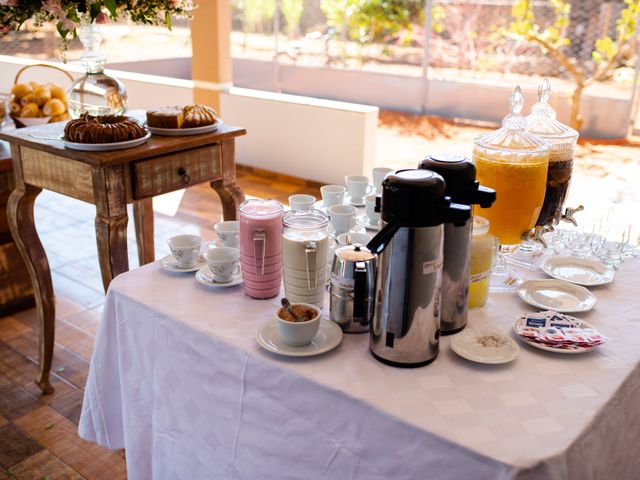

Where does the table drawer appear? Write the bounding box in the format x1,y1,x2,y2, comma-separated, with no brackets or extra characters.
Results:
131,145,221,199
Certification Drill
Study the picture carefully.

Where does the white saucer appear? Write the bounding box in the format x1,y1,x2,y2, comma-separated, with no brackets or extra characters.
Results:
344,195,365,207
160,254,206,273
145,119,222,136
63,131,151,151
517,279,597,313
356,213,381,231
541,256,615,286
195,266,243,287
450,330,519,364
207,240,239,249
256,318,343,357
512,316,604,354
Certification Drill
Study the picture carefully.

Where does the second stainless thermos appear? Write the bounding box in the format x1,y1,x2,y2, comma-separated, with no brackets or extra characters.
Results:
419,154,496,335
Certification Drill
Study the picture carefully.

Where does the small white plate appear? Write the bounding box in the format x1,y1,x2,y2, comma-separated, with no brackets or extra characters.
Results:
512,316,604,354
146,119,222,136
517,279,597,313
450,330,519,364
541,256,615,286
356,213,381,231
343,195,365,207
160,254,206,273
195,266,243,287
63,131,151,151
256,318,343,357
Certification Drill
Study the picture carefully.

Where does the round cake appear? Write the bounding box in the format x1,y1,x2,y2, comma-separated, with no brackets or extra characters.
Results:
64,113,147,144
182,105,217,128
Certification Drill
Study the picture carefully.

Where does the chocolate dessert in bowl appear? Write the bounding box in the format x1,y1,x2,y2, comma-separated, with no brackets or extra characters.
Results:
276,300,321,346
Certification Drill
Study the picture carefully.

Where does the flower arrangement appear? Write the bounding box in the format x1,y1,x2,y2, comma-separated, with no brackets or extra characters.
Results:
0,1,194,40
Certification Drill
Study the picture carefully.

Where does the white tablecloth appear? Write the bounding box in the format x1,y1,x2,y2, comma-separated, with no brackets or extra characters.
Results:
79,258,640,479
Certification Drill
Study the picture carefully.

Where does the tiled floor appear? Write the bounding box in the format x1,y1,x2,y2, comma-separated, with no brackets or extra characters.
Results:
0,168,319,480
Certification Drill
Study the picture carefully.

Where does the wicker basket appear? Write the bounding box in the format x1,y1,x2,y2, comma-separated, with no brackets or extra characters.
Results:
9,64,74,128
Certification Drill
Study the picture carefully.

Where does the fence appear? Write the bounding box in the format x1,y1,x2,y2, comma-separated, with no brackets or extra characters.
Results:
231,0,640,134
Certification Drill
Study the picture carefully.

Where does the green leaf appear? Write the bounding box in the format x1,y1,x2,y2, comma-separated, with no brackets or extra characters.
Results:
165,10,172,29
103,0,117,18
56,22,69,40
90,2,102,19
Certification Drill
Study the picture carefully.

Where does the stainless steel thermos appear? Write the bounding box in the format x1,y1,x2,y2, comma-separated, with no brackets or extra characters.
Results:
330,244,377,333
367,170,471,367
419,154,496,335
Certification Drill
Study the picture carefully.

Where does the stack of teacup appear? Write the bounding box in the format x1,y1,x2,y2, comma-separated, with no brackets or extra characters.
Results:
204,220,242,283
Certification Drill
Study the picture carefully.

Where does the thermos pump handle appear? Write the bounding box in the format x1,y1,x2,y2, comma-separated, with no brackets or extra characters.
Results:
366,218,402,256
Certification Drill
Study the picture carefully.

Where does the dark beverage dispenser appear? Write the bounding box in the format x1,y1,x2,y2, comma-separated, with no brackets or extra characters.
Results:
367,170,471,367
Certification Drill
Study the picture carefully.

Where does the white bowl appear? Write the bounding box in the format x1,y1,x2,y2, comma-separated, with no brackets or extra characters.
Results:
275,303,321,346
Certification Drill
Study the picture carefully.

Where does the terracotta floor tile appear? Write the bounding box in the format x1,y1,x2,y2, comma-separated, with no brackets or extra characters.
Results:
62,308,101,338
0,383,41,421
48,389,85,426
9,449,84,480
0,423,43,469
0,341,76,402
13,407,126,480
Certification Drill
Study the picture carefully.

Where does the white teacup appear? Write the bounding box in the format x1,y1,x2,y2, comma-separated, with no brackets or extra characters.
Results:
275,303,321,346
289,194,316,211
214,220,240,247
372,167,394,194
345,175,372,204
167,234,202,268
336,232,370,248
320,185,346,208
329,204,357,234
204,247,240,283
365,195,381,226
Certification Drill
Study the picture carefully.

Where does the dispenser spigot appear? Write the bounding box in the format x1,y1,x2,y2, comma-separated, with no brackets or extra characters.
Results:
521,225,554,248
561,205,584,226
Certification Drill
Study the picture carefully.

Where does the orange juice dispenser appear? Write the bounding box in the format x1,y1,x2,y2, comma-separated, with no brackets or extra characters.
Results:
473,86,550,248
526,79,579,228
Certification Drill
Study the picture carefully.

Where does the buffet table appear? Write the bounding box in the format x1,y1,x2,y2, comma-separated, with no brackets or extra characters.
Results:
79,258,640,479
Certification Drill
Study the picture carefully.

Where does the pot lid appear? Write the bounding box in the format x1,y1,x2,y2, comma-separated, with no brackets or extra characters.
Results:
526,79,579,148
336,244,375,262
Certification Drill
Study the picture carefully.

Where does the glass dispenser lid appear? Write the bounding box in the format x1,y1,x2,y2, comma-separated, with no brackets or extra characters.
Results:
474,86,549,154
526,79,578,146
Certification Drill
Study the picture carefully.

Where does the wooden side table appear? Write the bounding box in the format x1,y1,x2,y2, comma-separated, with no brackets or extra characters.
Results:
0,113,246,393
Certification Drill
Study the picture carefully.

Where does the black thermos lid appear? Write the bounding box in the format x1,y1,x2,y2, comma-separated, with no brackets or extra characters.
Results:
419,153,496,208
381,169,470,228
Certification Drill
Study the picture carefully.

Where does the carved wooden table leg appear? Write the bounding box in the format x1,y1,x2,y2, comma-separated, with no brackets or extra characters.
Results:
93,166,130,292
211,139,245,220
133,198,155,266
7,147,55,394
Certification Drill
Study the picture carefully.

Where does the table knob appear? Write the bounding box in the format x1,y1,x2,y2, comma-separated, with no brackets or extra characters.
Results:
177,167,191,184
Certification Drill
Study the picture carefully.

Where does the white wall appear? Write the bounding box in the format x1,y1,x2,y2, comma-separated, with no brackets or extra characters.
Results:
221,88,378,184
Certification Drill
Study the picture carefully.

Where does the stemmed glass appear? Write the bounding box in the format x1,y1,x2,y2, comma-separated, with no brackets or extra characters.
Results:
472,86,550,291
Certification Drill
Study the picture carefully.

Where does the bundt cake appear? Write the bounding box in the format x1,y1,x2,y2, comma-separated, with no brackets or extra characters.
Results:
64,113,147,144
146,107,184,129
182,105,217,128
